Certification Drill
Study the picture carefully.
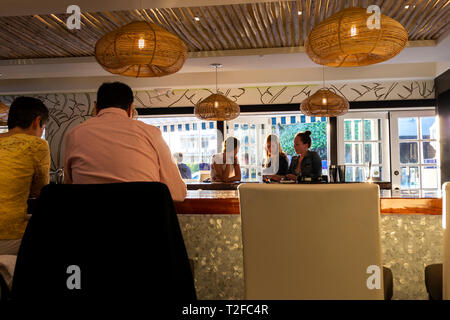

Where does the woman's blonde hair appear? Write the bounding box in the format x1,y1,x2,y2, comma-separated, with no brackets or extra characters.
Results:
264,134,285,167
222,137,240,153
265,134,284,157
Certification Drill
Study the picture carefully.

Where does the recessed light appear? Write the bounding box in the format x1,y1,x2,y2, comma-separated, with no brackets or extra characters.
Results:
298,11,302,15
194,17,200,21
404,5,409,9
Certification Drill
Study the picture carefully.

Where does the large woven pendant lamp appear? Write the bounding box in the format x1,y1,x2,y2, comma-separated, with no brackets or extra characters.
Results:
305,7,408,67
0,102,9,126
95,21,187,77
300,67,349,117
194,64,240,121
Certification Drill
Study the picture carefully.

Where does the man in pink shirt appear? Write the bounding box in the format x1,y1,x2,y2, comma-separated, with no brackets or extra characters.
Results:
64,82,186,202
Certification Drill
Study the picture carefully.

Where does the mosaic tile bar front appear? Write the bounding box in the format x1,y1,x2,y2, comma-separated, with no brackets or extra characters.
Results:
178,214,443,300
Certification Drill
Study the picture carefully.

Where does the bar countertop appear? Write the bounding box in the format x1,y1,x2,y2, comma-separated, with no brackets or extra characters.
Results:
174,185,443,215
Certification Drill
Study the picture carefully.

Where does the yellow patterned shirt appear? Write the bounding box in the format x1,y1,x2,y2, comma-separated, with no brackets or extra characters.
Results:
0,134,50,239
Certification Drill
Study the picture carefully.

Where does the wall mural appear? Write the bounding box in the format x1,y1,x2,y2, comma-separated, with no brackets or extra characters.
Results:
0,80,435,170
133,80,435,107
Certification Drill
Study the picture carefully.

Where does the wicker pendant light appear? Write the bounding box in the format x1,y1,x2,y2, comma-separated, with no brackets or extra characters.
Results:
194,64,240,121
0,101,9,126
300,89,349,117
95,21,187,77
300,67,349,117
305,7,408,67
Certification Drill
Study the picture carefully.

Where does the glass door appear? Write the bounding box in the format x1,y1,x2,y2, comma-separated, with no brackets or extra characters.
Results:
338,112,390,182
226,117,269,182
390,110,440,195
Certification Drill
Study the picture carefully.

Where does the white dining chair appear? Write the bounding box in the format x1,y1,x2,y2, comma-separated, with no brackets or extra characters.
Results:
238,183,391,299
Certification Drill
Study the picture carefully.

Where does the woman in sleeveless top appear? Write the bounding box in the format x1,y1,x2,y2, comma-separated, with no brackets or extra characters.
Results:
210,137,241,183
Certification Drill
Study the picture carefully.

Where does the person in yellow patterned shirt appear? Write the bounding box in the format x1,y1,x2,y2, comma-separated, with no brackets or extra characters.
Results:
0,97,50,255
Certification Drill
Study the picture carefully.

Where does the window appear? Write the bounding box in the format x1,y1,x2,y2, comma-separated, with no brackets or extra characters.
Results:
138,116,217,180
227,113,329,181
390,110,439,195
338,112,390,182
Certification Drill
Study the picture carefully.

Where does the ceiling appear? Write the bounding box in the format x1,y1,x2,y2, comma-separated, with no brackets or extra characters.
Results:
0,0,449,59
0,0,449,93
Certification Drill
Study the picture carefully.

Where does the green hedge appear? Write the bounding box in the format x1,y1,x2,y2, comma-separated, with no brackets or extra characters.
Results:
278,122,327,160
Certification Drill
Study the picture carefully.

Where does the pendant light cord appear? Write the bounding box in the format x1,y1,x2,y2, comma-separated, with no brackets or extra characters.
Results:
322,66,325,89
215,66,218,93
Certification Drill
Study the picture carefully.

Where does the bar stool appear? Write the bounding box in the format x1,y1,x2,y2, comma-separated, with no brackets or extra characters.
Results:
424,182,450,300
10,182,196,305
239,183,393,299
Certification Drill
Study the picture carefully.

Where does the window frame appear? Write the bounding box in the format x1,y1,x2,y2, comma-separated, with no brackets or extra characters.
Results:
389,110,440,192
337,111,390,182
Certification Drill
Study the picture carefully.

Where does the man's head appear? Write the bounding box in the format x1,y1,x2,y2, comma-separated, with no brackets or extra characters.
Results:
173,152,183,163
7,96,49,137
96,82,134,114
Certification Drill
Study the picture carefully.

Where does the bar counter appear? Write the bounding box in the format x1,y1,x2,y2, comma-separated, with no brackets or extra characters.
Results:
175,183,442,215
175,183,443,301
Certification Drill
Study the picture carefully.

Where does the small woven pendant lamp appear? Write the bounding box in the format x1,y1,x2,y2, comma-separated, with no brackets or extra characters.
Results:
305,7,408,67
194,64,240,121
300,67,349,117
95,21,187,77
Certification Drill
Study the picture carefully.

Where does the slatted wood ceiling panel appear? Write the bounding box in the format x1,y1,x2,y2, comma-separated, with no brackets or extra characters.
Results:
0,0,448,59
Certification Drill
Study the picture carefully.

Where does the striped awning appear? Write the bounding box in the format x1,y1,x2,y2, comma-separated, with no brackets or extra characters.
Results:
271,115,327,126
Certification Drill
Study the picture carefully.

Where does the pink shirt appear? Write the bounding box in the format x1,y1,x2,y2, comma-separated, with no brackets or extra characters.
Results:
64,108,186,201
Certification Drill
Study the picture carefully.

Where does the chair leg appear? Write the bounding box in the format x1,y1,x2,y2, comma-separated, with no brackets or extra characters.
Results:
189,258,195,279
383,267,394,300
424,264,443,300
0,274,10,302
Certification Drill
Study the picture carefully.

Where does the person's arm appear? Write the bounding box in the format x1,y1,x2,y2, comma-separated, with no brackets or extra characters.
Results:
312,152,323,178
278,154,289,175
224,157,241,182
285,156,298,181
211,155,224,182
154,131,187,202
30,140,50,197
186,165,192,179
263,174,283,182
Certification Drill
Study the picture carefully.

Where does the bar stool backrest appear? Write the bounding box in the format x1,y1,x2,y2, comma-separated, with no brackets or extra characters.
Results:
238,183,384,299
11,182,196,304
444,183,450,299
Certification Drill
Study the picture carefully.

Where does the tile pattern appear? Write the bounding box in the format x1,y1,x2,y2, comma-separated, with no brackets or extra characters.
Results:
381,215,443,300
178,214,443,300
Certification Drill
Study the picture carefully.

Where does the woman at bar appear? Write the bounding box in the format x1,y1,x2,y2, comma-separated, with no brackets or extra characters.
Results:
0,97,50,255
210,137,241,183
286,130,322,181
262,134,289,182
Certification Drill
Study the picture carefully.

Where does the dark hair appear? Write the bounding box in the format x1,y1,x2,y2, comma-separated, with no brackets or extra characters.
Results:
7,96,49,130
96,82,134,111
295,130,312,148
223,137,240,152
